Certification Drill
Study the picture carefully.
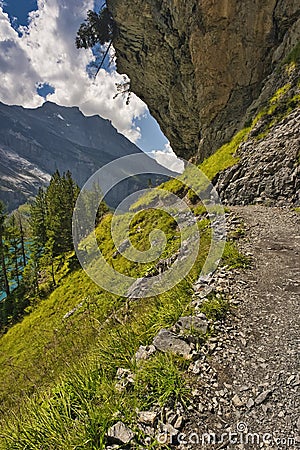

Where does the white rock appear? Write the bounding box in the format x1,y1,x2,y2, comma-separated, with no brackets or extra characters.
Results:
137,411,157,426
232,394,244,407
107,421,135,445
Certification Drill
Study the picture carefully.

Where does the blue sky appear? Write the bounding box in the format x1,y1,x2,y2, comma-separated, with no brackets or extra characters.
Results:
1,0,37,28
0,0,170,155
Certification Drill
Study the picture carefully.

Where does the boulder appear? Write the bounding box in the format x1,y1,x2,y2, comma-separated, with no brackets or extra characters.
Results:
175,315,208,334
107,421,135,445
153,329,192,358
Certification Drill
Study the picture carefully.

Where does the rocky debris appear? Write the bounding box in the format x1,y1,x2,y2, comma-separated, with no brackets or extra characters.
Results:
246,398,255,409
152,328,192,359
232,394,244,408
145,252,179,278
154,253,179,275
137,411,157,426
292,374,300,387
175,315,208,335
134,344,156,363
126,234,199,298
135,403,186,447
194,284,213,298
62,301,84,320
216,108,300,206
115,368,135,392
126,277,150,299
106,421,135,445
176,211,198,227
255,389,273,405
177,206,300,449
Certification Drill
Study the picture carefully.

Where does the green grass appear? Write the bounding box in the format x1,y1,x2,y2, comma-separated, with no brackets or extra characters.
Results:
0,192,251,449
252,82,299,140
283,41,300,66
200,295,230,321
222,241,251,269
200,127,250,180
0,277,195,449
0,201,210,447
135,353,190,409
251,44,300,141
0,268,123,411
269,83,291,105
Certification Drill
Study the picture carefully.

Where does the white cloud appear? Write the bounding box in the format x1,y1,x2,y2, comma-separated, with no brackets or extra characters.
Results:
0,0,147,142
150,143,185,173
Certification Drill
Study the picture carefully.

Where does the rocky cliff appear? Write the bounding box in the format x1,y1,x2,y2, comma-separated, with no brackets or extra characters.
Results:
215,61,300,206
108,0,300,162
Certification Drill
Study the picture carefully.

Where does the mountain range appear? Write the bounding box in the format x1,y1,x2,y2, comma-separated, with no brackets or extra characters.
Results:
0,101,167,211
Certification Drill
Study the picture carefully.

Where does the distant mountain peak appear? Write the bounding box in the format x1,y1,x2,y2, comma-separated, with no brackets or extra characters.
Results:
0,101,168,211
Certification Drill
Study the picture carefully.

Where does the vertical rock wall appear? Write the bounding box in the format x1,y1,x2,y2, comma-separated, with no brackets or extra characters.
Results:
108,0,300,161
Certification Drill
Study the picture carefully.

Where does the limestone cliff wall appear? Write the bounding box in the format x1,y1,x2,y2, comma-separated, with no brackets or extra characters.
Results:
108,0,300,161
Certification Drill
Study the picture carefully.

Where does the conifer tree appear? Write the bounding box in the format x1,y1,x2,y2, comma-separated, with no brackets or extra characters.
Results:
6,215,22,288
76,6,116,77
30,187,47,251
76,7,116,49
16,211,27,268
0,201,10,297
45,170,80,255
75,182,109,239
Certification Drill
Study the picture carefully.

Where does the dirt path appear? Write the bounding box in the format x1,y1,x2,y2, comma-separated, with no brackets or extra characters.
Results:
180,206,300,449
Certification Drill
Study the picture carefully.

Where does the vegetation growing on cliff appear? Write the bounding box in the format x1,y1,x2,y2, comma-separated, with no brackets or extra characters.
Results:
283,41,300,66
76,7,116,49
76,6,116,77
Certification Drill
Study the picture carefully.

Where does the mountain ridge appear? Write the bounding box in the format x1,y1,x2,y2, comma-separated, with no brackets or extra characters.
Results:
0,101,167,211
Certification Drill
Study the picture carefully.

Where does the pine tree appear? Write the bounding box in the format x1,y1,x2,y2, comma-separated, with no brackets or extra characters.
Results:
0,201,10,297
22,244,40,295
30,187,47,250
75,182,109,239
45,170,80,255
62,170,80,250
76,6,116,77
76,7,116,49
6,214,22,288
42,237,56,287
16,211,27,268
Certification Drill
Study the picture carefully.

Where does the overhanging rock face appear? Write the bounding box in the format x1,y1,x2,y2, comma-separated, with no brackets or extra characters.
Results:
108,0,300,161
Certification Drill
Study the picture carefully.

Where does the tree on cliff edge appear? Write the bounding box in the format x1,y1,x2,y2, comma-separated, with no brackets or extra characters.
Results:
76,6,117,77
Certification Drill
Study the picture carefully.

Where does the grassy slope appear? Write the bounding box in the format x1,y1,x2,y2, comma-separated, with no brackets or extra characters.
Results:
0,181,245,449
1,43,298,450
0,216,213,448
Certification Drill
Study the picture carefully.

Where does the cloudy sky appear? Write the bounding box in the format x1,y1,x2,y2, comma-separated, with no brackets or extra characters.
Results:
0,0,183,171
